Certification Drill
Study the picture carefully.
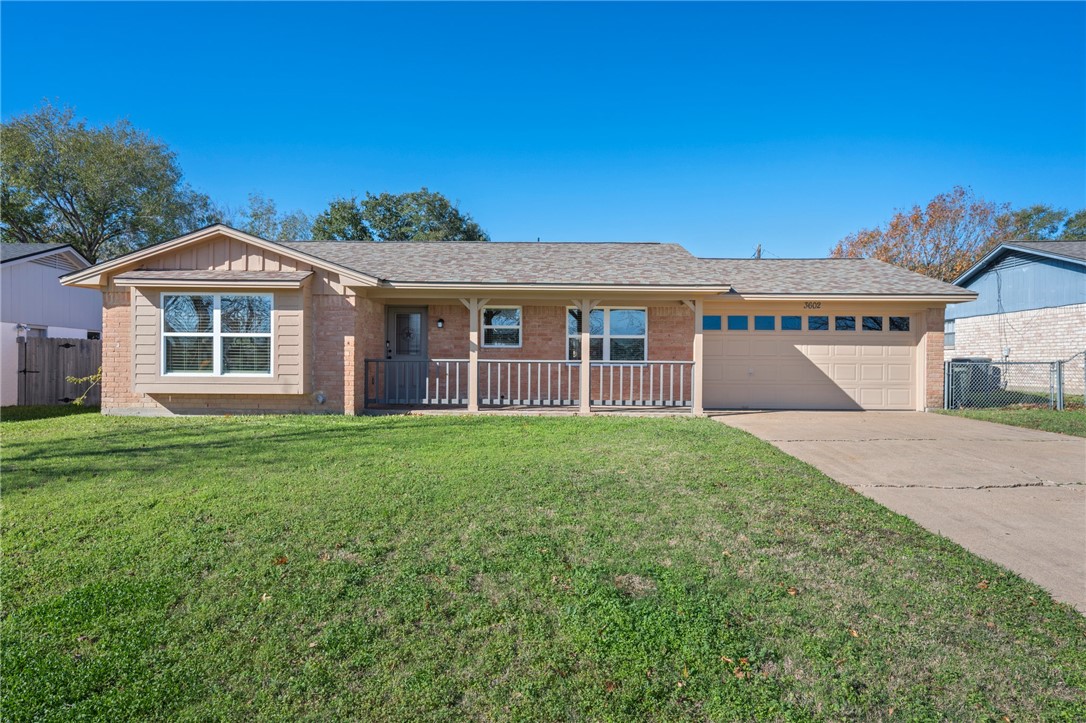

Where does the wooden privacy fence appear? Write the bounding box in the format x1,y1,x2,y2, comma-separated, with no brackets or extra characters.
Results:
17,337,102,406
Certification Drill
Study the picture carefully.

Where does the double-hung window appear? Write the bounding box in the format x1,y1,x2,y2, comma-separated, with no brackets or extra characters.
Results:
567,307,647,361
481,307,522,347
162,293,273,375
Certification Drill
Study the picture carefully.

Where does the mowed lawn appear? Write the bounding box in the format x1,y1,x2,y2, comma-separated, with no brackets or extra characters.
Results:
938,408,1086,438
3,410,1084,721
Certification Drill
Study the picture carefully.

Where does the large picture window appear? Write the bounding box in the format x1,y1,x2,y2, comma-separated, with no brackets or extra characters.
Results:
162,293,272,375
567,307,647,361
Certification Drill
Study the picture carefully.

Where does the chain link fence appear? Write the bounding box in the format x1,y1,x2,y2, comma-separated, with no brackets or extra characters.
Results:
945,352,1085,411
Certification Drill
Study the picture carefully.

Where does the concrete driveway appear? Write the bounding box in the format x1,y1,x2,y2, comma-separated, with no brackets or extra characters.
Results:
713,411,1086,612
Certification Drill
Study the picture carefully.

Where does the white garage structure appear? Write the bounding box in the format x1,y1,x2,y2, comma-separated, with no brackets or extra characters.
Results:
698,259,976,411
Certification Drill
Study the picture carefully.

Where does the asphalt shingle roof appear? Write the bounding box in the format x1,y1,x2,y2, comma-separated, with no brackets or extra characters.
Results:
280,241,726,286
697,257,975,296
1006,240,1086,262
1,242,70,263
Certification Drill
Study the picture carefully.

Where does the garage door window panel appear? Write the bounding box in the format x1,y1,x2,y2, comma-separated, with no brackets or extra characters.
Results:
754,315,775,331
862,316,883,332
727,315,748,331
890,317,911,332
808,316,829,331
782,316,802,331
835,316,856,331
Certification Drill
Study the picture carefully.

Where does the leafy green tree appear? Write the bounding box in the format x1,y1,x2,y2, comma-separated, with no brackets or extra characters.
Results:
310,188,489,242
1,102,215,262
311,196,373,241
233,192,311,241
1001,204,1072,240
1062,209,1086,239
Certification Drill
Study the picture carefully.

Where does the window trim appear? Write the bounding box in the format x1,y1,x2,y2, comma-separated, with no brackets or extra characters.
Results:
481,305,523,349
566,306,648,362
161,292,274,377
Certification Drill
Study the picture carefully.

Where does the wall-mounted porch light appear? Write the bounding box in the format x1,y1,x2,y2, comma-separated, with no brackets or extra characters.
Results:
436,318,445,329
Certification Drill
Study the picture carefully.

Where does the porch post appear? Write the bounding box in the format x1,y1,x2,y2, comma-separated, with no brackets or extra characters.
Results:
692,298,705,416
575,299,597,415
461,297,488,412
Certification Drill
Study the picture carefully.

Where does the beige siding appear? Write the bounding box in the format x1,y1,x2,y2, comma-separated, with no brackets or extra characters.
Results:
131,287,307,395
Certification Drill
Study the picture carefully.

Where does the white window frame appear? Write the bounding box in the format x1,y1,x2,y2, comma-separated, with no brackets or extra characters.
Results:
161,292,274,377
480,306,523,348
565,306,649,362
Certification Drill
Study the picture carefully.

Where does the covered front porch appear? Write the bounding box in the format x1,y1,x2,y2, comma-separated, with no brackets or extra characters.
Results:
358,294,710,414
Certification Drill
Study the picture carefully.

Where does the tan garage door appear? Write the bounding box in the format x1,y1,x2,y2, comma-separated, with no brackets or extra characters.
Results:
703,315,918,411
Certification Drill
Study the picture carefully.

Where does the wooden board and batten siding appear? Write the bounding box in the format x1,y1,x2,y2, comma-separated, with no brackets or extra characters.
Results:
130,288,307,395
16,337,102,406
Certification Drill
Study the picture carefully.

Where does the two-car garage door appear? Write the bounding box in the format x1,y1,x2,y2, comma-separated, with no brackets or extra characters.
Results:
703,309,920,411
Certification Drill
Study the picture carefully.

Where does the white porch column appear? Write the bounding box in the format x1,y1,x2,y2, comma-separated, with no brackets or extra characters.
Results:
460,297,488,412
692,298,705,416
574,299,598,415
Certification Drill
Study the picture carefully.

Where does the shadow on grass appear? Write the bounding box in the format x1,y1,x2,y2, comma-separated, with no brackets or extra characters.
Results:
1,405,101,423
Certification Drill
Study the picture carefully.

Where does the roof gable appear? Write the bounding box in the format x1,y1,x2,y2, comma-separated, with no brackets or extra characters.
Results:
2,242,90,268
954,240,1086,286
60,225,380,289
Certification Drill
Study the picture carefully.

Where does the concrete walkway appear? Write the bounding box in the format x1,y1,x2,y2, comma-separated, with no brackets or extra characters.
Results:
713,411,1086,613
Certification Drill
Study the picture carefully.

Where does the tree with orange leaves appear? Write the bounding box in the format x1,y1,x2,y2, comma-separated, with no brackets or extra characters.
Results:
830,186,1011,282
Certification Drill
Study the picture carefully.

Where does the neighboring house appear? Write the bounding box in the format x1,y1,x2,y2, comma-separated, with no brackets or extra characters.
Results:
1,243,102,406
60,225,973,416
945,240,1086,363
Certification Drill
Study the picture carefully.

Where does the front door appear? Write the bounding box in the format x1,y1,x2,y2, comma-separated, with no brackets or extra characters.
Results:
384,308,428,403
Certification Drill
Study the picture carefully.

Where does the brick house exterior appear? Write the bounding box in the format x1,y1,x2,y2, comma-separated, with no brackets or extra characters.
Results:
945,240,1086,394
63,225,973,415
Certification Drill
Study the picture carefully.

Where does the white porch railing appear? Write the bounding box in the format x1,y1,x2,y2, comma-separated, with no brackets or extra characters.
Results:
591,361,694,406
365,359,694,408
479,360,580,406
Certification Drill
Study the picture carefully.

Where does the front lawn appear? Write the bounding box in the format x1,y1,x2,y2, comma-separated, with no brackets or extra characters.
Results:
3,412,1084,721
938,408,1086,438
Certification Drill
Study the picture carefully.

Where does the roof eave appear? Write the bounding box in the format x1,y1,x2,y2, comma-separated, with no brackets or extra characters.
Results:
953,243,1086,286
728,293,978,303
3,244,90,268
378,281,733,294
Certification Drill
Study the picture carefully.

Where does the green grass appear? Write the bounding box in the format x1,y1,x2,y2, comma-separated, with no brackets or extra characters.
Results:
938,408,1086,438
3,411,1084,721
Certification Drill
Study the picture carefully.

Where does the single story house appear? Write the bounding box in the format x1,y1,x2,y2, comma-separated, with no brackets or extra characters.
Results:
60,224,974,416
1,242,102,406
945,240,1085,364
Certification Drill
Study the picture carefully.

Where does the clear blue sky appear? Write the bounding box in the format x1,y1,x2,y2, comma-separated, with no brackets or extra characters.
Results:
2,1,1083,258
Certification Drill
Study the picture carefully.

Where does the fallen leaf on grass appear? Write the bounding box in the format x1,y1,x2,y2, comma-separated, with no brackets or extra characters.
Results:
977,580,989,590
274,556,288,566
849,628,859,638
260,593,271,603
604,681,617,693
787,587,799,596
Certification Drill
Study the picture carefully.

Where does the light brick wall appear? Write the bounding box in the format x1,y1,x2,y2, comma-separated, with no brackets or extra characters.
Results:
945,304,1086,363
945,303,1086,397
